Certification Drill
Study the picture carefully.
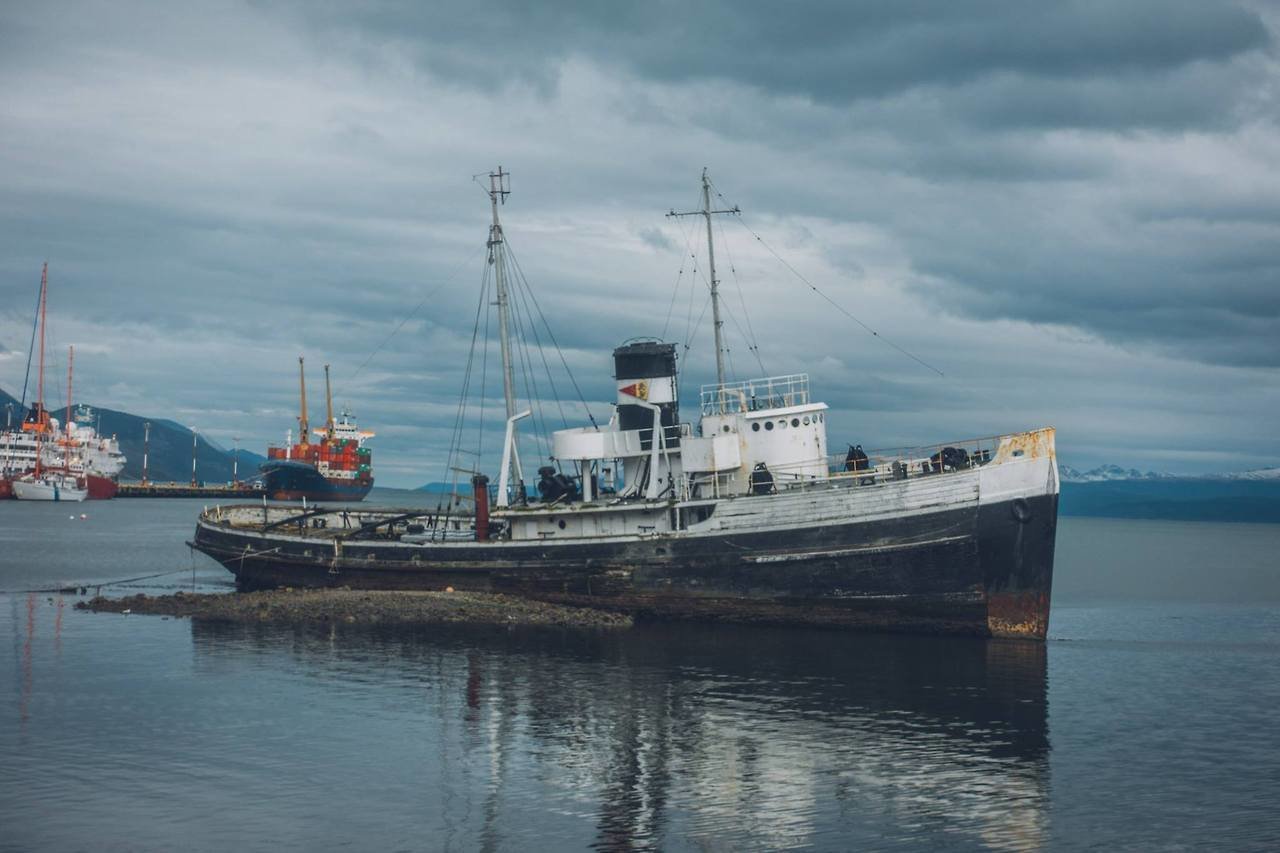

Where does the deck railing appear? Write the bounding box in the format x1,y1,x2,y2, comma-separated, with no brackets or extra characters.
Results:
701,374,810,416
825,435,1006,485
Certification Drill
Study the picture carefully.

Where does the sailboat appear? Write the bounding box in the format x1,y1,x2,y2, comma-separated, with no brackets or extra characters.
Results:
192,169,1059,640
12,266,88,503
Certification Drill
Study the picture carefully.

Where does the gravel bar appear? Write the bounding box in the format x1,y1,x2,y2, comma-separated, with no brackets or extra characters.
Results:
77,588,633,629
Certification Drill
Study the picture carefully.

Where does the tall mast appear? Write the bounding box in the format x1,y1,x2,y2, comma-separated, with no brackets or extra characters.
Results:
487,166,517,420
668,169,740,391
323,363,335,439
37,263,47,422
66,346,74,440
64,345,74,473
297,356,310,446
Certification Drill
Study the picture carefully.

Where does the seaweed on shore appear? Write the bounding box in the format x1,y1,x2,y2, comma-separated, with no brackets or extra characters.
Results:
76,588,632,630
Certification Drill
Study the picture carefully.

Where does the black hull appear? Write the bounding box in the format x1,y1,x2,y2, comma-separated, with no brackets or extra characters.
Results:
259,461,372,502
192,493,1057,639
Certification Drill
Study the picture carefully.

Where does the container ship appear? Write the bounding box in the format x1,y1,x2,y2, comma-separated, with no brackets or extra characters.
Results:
193,169,1058,640
260,359,374,502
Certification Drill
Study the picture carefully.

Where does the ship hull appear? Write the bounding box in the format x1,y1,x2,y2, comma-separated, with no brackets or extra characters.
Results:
86,475,118,500
259,461,372,502
191,487,1057,639
13,477,89,502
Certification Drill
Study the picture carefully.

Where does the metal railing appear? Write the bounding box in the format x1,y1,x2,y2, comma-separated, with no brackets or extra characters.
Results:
701,374,810,416
826,435,1004,485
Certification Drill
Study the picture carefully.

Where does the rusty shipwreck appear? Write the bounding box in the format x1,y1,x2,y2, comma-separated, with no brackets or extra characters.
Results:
191,169,1059,640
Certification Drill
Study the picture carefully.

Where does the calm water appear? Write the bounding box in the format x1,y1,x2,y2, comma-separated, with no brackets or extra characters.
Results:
2,496,1279,851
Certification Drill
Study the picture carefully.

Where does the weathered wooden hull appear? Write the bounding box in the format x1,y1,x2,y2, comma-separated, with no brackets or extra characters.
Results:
191,480,1057,639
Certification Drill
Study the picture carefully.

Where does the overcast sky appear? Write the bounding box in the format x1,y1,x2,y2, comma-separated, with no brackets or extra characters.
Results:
2,0,1278,486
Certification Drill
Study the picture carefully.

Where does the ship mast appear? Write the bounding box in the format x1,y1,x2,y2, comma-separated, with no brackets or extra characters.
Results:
28,264,49,477
487,166,527,502
66,345,74,442
487,167,516,420
64,345,74,473
37,263,47,428
297,356,310,447
323,363,335,442
667,169,740,393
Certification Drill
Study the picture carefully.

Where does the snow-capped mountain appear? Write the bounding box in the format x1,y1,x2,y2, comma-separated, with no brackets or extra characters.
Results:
1058,464,1174,483
1209,467,1280,481
1059,464,1280,483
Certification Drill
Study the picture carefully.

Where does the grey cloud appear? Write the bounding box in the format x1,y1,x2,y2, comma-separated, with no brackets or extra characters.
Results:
2,0,1279,483
305,0,1269,122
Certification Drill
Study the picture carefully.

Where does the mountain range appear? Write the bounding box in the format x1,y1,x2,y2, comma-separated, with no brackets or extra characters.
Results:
2,386,266,484
1059,463,1280,483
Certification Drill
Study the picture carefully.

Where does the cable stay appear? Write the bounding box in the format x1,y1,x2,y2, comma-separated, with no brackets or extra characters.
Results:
707,180,945,379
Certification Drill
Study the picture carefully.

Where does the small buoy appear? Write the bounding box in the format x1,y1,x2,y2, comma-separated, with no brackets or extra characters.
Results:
80,513,87,519
69,515,76,520
445,586,454,593
122,609,132,615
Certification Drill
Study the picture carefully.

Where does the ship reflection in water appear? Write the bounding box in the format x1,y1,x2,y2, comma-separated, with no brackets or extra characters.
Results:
189,621,1049,850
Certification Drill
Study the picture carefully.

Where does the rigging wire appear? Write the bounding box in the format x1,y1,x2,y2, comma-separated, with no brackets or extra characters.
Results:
713,211,767,376
660,209,702,342
507,268,551,467
503,237,600,431
712,185,945,378
20,275,40,408
337,242,487,399
506,245,569,430
436,262,493,533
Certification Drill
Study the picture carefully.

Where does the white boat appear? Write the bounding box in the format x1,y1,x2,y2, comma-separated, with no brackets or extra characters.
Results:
12,472,88,502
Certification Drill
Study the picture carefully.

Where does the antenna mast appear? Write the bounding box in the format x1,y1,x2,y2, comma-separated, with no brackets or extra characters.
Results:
668,168,740,390
297,356,310,446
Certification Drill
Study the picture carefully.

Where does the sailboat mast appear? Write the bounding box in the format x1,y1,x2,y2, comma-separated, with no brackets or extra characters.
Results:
66,346,74,440
487,166,517,420
297,356,310,446
37,263,46,422
65,345,74,473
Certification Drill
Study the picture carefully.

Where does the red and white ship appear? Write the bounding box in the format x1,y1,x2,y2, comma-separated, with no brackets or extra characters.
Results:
1,265,123,500
2,406,125,499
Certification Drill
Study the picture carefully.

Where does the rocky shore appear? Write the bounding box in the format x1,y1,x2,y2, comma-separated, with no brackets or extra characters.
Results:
77,588,632,629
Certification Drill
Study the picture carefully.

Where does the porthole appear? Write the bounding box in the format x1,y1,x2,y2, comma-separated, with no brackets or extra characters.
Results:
752,422,760,432
778,420,786,429
803,416,810,425
791,418,800,428
765,421,774,431
558,519,566,530
722,424,731,433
